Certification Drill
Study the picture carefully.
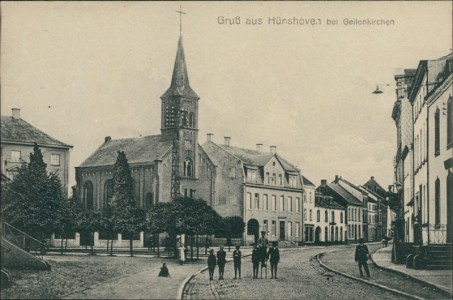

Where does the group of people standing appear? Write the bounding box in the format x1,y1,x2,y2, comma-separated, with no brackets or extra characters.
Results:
207,231,280,280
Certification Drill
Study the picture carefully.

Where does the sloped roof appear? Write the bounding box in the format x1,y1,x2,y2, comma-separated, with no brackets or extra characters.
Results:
79,135,172,168
360,186,384,200
1,116,72,149
203,141,299,172
327,182,363,206
161,36,199,99
363,177,386,193
339,178,362,193
315,196,345,210
301,175,315,187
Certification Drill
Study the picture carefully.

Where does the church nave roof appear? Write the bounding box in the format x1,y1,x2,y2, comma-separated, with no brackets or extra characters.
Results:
79,135,172,168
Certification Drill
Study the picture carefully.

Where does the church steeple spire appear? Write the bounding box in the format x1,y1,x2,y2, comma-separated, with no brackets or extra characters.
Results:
161,35,199,99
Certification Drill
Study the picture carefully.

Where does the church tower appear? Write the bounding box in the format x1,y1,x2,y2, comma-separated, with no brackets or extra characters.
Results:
160,34,200,196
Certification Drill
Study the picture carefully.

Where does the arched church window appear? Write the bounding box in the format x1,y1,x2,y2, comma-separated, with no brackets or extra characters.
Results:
84,181,94,210
104,179,113,210
183,158,193,177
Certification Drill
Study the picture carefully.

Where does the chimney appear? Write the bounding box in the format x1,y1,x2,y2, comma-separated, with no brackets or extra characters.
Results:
371,176,375,180
270,145,277,154
224,136,231,146
207,133,214,142
11,108,20,119
105,136,112,143
256,143,263,152
334,175,341,184
321,179,327,187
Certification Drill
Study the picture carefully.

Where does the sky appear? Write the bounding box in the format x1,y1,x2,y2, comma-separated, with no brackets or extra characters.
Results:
1,1,452,192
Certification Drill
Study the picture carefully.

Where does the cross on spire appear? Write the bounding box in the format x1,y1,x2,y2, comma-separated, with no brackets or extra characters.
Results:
176,6,186,36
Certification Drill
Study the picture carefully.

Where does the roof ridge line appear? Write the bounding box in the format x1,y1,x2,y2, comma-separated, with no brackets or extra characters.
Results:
210,141,245,164
1,116,72,148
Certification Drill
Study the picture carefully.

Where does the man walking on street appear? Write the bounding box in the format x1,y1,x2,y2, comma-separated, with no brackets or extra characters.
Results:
207,249,216,281
217,246,226,280
267,241,280,279
233,245,242,279
355,238,371,278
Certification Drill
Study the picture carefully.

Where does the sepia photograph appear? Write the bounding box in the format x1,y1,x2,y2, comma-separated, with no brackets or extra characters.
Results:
0,1,452,299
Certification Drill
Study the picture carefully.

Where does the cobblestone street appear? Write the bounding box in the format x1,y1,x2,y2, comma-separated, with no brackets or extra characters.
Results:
184,246,451,300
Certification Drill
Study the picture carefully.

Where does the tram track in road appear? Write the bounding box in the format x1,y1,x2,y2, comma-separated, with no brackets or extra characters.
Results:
316,253,423,300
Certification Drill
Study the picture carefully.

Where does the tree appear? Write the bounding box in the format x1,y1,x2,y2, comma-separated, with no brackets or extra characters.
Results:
55,195,82,254
172,197,223,260
2,144,67,242
110,151,145,256
219,216,245,251
76,209,102,255
146,202,173,257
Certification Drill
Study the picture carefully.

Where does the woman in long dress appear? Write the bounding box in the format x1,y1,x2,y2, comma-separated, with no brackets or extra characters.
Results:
178,243,186,265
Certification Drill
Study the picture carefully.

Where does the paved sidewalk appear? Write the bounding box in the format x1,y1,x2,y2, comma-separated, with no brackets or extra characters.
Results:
371,244,452,294
320,243,449,299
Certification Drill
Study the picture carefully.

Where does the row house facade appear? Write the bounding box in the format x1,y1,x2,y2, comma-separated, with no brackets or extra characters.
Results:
312,191,347,244
407,53,452,245
393,69,417,243
1,108,73,193
363,176,394,239
317,177,364,242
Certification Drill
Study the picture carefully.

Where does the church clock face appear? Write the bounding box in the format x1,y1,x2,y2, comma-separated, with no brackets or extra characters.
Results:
184,140,192,150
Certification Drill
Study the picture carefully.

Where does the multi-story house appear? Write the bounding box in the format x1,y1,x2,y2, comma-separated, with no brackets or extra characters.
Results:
313,191,346,244
1,108,73,193
302,178,316,244
391,53,452,269
203,138,305,244
359,182,388,241
393,69,417,243
425,54,452,244
408,54,452,245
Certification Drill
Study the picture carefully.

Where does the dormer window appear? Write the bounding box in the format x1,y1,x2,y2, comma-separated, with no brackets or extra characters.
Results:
247,169,256,182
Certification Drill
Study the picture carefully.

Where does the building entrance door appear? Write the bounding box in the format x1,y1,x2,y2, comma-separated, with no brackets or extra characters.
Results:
315,227,321,244
279,221,285,240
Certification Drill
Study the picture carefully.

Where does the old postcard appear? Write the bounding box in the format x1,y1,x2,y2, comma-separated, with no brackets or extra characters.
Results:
1,1,452,299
